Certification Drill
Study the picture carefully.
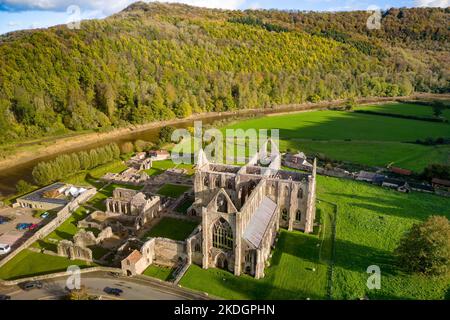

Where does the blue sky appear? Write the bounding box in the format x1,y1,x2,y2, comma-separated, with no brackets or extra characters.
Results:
0,0,447,34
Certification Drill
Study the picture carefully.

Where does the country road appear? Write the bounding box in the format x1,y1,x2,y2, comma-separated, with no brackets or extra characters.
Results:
0,272,211,300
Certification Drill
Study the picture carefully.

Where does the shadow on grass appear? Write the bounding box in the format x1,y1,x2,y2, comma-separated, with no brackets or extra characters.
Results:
275,231,396,275
327,192,449,221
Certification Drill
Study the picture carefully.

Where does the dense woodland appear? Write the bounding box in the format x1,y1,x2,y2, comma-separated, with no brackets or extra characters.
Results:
0,2,448,143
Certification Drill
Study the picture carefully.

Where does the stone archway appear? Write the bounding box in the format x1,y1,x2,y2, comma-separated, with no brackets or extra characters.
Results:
216,253,228,270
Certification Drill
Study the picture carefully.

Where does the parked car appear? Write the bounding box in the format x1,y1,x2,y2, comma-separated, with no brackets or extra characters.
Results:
28,224,39,231
0,294,11,300
20,281,43,291
103,287,123,296
0,216,10,224
108,272,121,278
40,212,49,219
16,223,32,230
0,244,11,255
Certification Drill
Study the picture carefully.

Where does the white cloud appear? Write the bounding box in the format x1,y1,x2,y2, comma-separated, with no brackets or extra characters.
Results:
414,0,449,7
0,0,246,14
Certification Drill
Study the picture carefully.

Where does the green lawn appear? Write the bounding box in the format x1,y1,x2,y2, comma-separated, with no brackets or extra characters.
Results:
176,199,194,214
357,102,450,121
0,249,92,280
144,160,195,176
143,217,199,241
316,175,450,300
180,201,334,300
143,265,175,281
65,160,128,189
223,103,450,172
157,184,191,198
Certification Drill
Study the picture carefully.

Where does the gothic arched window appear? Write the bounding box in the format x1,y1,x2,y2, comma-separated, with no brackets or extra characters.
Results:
216,193,228,213
227,179,234,190
212,218,233,251
296,210,302,221
204,176,209,187
215,176,221,188
284,185,290,197
281,208,288,221
298,188,303,199
194,243,201,253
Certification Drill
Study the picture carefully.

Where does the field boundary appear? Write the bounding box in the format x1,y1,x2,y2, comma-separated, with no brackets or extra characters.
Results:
317,198,338,300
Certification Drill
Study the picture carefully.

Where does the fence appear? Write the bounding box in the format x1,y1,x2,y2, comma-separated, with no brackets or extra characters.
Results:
0,188,96,268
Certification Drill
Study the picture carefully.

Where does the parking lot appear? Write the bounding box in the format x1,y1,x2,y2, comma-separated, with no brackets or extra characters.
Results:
0,207,43,250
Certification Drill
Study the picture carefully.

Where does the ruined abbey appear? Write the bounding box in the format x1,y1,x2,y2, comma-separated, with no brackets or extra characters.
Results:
187,141,317,279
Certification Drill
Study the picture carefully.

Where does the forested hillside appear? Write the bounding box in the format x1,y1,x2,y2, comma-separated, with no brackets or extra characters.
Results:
0,2,448,143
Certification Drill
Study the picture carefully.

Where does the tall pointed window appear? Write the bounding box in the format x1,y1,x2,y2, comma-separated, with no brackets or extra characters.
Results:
296,210,302,221
212,218,233,251
298,188,303,199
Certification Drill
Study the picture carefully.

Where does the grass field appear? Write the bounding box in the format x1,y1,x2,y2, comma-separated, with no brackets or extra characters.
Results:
316,175,450,300
0,249,92,280
179,175,450,300
144,160,195,177
143,265,176,281
157,184,191,198
357,102,450,120
223,102,450,172
143,217,199,241
65,160,128,189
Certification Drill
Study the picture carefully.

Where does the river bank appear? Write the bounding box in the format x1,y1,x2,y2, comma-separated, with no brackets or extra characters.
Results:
0,93,447,198
2,93,445,171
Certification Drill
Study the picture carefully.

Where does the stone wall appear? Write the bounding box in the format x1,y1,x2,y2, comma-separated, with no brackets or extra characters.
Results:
153,238,187,267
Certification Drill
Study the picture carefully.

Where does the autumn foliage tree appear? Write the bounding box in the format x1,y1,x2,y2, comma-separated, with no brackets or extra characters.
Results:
395,216,450,276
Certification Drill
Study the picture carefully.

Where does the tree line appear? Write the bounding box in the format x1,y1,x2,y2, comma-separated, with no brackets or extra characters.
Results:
31,143,121,186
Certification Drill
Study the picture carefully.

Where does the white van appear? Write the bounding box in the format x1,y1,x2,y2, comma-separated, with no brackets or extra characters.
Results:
0,244,11,255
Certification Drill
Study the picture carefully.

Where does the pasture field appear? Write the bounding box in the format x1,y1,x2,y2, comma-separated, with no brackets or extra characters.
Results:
317,175,450,300
180,176,450,300
223,103,450,172
357,102,450,120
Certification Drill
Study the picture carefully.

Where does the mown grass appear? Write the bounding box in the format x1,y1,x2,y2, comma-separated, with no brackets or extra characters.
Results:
157,184,191,198
0,249,93,280
357,102,450,120
223,103,450,172
143,265,176,281
316,175,450,300
144,160,195,176
65,160,128,189
143,217,199,241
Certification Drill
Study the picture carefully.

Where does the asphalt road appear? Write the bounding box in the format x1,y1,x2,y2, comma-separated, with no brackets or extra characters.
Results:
0,272,207,300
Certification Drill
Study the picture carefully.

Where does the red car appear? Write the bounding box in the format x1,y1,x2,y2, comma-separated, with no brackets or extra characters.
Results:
28,224,39,231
